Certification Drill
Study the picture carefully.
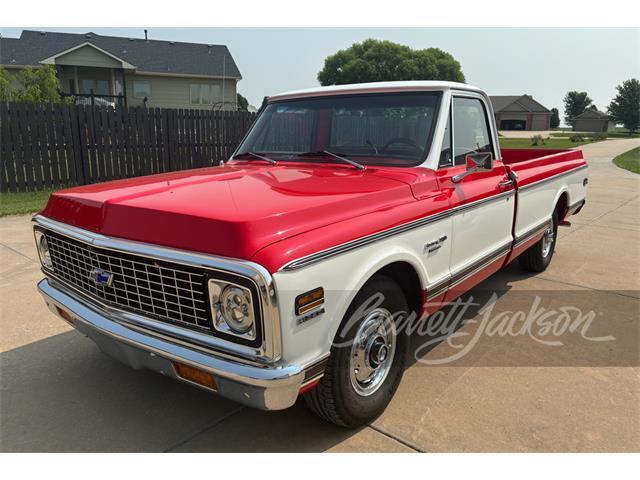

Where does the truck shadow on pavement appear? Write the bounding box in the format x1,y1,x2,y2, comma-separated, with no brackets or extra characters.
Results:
2,263,585,452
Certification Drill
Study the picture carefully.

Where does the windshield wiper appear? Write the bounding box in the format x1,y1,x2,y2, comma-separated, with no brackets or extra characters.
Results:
233,151,277,165
296,150,365,170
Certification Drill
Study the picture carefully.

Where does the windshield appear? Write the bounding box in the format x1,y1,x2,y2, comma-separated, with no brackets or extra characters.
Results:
235,92,442,167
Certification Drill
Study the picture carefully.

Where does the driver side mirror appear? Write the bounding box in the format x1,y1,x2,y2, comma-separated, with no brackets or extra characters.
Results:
452,152,493,183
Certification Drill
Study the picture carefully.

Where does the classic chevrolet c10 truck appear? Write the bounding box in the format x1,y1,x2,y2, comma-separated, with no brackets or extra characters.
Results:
34,81,588,427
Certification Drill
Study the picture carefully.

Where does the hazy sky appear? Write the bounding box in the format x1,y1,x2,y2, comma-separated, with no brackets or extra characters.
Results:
2,27,638,123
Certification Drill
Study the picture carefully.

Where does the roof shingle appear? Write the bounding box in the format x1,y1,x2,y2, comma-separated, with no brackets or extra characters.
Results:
490,95,550,113
0,30,241,79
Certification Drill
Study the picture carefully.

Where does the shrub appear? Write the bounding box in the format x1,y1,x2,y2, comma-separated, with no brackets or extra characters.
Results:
591,132,608,141
569,134,584,143
530,135,550,146
530,134,544,146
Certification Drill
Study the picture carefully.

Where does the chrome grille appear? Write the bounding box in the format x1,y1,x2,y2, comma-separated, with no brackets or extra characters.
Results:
44,230,212,331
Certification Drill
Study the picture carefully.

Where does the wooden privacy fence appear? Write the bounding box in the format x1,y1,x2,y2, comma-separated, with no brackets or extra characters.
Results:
0,102,256,192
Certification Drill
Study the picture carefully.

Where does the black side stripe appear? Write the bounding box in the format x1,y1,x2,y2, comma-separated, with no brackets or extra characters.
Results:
514,220,550,248
281,192,513,272
426,242,512,300
449,242,511,288
281,165,586,272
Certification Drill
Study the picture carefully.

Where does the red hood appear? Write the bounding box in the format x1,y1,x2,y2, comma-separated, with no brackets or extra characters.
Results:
41,162,415,260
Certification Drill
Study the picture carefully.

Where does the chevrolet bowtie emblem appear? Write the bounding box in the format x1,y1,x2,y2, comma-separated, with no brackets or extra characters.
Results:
89,268,114,287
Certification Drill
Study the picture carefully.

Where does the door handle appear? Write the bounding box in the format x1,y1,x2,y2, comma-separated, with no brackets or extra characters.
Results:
498,179,514,188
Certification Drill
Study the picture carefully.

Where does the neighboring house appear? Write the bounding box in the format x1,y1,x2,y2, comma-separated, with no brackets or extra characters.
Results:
490,95,552,131
572,109,616,132
0,30,242,110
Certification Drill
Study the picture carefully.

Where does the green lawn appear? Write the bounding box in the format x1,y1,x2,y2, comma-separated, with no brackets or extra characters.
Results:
0,188,55,217
498,137,597,149
612,147,640,174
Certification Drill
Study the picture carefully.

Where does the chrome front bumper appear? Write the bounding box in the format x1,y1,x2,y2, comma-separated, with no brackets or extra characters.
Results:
38,278,305,410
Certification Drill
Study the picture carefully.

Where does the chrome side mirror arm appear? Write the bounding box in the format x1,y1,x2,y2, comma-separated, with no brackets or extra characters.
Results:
452,152,493,183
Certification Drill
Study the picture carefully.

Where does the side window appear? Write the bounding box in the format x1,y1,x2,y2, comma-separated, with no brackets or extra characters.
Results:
438,106,452,168
133,80,151,99
452,97,492,166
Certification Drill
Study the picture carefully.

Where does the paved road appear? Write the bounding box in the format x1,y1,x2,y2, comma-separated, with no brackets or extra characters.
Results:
1,139,638,452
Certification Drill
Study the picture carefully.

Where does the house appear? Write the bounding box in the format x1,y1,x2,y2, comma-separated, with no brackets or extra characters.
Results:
572,109,616,133
490,95,552,131
0,30,242,110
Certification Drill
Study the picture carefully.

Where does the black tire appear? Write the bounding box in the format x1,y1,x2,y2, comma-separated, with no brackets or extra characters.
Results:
518,209,558,273
304,275,409,428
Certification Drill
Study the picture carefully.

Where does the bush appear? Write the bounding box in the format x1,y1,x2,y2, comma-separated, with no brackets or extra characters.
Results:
591,132,608,141
569,134,584,143
530,134,548,146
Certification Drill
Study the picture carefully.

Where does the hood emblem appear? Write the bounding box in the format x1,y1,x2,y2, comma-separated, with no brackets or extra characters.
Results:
90,268,114,287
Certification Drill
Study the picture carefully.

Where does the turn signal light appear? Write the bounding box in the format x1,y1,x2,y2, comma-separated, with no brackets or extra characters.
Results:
56,306,75,325
295,287,324,316
173,362,217,390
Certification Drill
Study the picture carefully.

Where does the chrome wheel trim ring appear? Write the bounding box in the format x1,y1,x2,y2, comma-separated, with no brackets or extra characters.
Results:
349,307,396,397
541,221,555,258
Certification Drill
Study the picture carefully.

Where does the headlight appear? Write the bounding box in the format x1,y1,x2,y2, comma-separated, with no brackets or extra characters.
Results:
34,230,53,269
209,280,256,339
220,286,253,333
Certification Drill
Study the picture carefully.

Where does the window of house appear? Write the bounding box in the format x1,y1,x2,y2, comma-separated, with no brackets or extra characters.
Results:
81,79,109,95
452,97,493,166
190,84,222,105
133,80,151,99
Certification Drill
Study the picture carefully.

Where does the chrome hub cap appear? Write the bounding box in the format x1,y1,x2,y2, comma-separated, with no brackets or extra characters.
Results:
349,308,396,397
542,221,555,258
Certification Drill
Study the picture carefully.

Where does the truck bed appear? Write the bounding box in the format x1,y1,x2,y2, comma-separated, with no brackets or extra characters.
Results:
501,148,586,189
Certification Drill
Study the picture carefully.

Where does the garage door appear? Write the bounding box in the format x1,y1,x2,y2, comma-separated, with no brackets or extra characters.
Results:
500,119,527,130
531,115,549,130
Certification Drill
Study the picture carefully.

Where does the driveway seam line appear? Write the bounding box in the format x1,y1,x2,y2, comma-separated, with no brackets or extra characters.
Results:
163,405,244,452
534,276,640,300
0,242,37,263
558,193,639,240
366,424,425,452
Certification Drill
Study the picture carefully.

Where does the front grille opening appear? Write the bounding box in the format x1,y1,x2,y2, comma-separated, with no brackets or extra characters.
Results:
44,230,213,332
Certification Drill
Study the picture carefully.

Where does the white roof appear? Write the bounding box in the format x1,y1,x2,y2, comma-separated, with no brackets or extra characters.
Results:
269,81,483,101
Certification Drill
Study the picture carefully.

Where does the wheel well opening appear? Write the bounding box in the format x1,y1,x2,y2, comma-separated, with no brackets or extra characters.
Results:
556,192,569,222
373,262,422,317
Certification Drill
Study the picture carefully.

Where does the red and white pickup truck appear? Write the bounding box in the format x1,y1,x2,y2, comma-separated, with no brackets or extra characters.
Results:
34,81,588,427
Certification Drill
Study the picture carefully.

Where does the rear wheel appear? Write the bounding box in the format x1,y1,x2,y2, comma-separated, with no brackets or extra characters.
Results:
304,275,409,427
519,210,558,272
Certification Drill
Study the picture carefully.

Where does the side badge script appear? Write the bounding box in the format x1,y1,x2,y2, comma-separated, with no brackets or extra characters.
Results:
424,235,448,254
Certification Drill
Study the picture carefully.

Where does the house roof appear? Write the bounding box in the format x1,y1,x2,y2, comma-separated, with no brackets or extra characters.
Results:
0,30,241,79
573,109,610,120
490,95,551,113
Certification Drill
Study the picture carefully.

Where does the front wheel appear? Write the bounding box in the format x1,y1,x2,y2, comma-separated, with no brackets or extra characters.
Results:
304,275,409,427
518,210,558,272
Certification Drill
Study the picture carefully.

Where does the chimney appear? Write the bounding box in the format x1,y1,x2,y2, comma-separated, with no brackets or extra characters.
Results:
144,29,148,41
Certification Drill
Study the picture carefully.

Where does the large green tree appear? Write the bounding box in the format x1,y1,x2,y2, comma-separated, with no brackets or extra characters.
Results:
0,65,67,103
563,91,595,127
608,78,640,133
317,39,465,86
236,92,249,111
0,67,12,101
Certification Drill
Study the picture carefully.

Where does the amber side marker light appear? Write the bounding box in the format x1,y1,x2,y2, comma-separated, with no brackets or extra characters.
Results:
295,287,324,316
173,362,217,390
56,306,75,325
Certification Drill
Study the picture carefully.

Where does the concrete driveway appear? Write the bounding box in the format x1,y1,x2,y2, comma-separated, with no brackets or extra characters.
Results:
1,139,638,452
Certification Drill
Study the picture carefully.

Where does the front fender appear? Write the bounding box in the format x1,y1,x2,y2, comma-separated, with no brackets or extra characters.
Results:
272,244,428,369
